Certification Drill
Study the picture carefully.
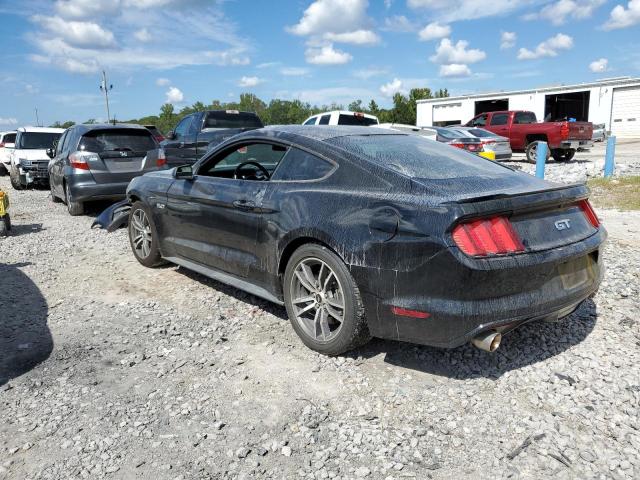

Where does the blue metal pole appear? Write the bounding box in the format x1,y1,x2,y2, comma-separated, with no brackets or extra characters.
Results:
535,141,547,179
604,135,616,178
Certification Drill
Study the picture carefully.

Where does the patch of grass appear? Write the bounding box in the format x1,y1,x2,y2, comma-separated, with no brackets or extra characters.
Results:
587,176,640,210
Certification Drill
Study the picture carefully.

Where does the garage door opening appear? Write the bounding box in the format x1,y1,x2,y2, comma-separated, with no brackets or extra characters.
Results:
474,99,508,115
544,91,590,122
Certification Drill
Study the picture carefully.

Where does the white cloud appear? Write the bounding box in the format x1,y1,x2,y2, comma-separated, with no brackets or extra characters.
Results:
287,0,370,36
305,44,353,65
32,15,116,49
383,15,417,32
589,58,609,72
55,0,121,19
500,31,516,49
0,117,18,126
238,76,263,87
134,27,152,42
418,22,450,41
165,86,183,104
380,78,404,97
256,62,281,69
407,0,536,22
323,29,380,45
517,33,573,60
430,38,486,64
156,78,170,86
439,63,472,77
603,0,640,30
280,67,310,76
525,0,606,26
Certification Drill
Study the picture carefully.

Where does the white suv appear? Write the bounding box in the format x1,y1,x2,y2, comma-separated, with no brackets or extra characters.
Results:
0,130,17,175
302,110,379,126
9,126,64,189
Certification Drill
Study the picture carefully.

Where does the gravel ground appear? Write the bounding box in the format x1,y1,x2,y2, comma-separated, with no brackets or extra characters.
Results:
0,169,639,480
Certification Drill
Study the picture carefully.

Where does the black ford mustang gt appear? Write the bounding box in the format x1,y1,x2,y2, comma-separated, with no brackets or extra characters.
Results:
126,125,606,355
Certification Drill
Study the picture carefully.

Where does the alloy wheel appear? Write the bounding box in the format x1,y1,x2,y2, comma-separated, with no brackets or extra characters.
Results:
290,257,345,342
131,209,153,258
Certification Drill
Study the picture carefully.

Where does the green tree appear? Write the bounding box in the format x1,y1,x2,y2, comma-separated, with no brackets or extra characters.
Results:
50,120,75,128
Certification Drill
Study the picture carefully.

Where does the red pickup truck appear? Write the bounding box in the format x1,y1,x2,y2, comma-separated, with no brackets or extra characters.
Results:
465,111,593,163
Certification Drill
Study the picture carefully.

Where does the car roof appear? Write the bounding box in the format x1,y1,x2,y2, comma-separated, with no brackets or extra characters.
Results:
69,123,151,134
17,126,65,133
309,110,378,119
259,125,404,142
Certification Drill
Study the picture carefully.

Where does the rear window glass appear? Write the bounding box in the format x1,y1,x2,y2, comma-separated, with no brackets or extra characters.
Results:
337,114,378,126
327,134,510,180
319,115,331,125
79,129,156,153
468,128,498,138
18,132,61,149
436,128,465,140
272,148,334,181
3,133,16,143
203,112,263,129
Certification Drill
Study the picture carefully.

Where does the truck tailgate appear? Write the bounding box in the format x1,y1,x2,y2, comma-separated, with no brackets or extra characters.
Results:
567,121,592,140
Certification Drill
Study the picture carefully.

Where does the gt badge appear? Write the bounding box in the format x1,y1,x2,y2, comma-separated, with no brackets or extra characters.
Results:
555,219,571,231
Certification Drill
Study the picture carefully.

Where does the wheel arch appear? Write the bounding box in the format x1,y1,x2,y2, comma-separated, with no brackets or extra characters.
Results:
525,134,549,145
278,234,343,278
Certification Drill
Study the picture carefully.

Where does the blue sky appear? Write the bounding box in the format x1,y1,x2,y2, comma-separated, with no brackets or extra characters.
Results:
0,0,639,126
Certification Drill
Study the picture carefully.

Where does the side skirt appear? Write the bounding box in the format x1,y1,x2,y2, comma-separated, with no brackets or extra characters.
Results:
164,256,284,306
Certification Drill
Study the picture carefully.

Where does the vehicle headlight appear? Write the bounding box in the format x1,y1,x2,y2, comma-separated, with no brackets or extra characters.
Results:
18,158,31,166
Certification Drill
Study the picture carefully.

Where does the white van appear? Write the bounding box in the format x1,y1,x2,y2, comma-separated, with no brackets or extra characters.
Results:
0,130,17,175
9,126,64,189
302,110,379,126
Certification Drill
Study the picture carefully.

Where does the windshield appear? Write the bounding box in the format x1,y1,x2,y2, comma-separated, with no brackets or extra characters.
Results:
2,133,16,144
327,134,511,180
203,112,263,129
337,114,378,126
79,129,156,153
18,132,61,150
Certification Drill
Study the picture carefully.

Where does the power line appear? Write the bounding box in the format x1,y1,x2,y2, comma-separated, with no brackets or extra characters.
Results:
99,70,113,124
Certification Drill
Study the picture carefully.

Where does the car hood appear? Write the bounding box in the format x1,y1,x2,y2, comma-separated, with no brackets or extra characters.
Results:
13,149,50,161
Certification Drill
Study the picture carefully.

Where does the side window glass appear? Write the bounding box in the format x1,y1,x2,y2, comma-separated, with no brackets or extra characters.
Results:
174,116,192,139
271,147,334,181
187,114,201,135
318,115,331,125
514,112,536,124
304,117,317,125
55,132,67,155
200,143,289,179
490,114,508,126
473,115,487,127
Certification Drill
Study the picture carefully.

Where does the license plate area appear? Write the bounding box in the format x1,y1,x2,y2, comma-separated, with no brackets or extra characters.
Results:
558,254,596,290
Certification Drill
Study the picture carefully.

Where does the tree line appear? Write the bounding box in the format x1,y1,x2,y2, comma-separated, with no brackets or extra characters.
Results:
50,88,448,133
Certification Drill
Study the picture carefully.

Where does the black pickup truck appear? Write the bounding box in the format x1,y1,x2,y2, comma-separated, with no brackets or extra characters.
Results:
160,110,264,166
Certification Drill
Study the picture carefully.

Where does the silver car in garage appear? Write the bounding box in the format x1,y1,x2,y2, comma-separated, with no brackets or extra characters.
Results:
453,126,513,161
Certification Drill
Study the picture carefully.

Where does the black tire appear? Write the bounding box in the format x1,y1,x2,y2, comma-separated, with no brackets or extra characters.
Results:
128,201,164,268
0,214,9,237
551,148,576,162
64,182,84,216
283,243,371,355
525,141,550,164
9,166,24,190
50,179,62,203
0,164,7,176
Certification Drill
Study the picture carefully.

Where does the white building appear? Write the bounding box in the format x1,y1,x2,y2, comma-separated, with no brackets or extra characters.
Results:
416,77,640,138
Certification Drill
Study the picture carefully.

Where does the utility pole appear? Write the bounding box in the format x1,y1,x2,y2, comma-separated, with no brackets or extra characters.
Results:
34,107,41,127
99,70,113,123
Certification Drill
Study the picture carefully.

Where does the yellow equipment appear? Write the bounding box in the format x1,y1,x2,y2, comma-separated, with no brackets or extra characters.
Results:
0,189,11,236
478,151,496,161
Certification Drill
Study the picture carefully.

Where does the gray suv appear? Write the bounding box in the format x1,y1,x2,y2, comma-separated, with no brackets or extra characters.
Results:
48,124,164,215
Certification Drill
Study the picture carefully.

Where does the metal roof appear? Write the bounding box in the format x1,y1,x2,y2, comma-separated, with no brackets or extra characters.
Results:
417,77,640,105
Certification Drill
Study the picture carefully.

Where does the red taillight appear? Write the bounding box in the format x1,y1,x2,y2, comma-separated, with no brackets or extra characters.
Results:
68,152,90,170
156,149,167,167
452,216,525,257
579,199,599,228
155,135,165,142
0,143,4,148
466,144,480,152
391,306,431,319
449,142,465,149
560,122,569,140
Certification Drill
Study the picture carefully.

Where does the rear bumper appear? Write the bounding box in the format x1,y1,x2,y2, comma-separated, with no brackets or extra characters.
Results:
352,229,606,349
67,180,130,202
559,140,593,149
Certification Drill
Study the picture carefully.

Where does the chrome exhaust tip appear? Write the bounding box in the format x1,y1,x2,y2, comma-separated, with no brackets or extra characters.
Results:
472,331,502,352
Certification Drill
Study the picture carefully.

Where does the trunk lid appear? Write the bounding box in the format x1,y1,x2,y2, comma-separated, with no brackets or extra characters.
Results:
79,128,158,183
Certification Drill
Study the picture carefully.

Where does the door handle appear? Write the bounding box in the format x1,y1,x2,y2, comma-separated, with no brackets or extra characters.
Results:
233,200,255,211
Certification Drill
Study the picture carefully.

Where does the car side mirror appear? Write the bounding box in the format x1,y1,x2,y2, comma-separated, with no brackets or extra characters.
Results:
166,130,176,140
174,164,194,180
46,148,55,159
